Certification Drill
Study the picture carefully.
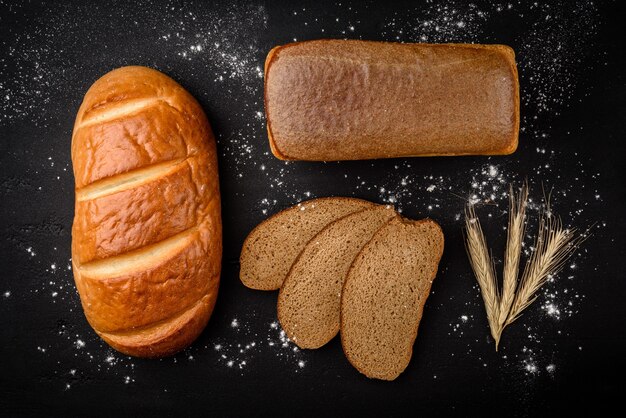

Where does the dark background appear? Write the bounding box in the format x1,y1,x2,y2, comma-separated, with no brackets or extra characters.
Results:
1,0,624,416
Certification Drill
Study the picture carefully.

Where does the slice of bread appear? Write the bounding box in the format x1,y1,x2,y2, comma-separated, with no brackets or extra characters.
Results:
239,197,374,290
340,217,444,380
277,206,397,349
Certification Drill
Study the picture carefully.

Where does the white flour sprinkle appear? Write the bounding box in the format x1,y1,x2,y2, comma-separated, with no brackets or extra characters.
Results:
524,362,538,374
210,317,307,373
543,302,561,319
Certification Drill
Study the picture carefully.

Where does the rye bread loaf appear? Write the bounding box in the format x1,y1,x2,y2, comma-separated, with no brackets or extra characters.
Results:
340,217,444,380
239,197,373,290
277,206,397,349
265,40,519,160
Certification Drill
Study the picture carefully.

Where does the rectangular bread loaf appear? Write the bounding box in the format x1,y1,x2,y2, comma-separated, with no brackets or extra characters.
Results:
264,40,519,161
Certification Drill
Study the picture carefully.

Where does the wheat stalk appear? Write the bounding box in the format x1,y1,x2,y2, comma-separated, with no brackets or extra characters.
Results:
495,183,528,350
505,211,585,326
464,204,501,343
465,183,587,351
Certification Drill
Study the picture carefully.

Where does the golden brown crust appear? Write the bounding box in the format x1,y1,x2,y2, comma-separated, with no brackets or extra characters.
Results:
71,66,221,358
98,292,218,358
264,46,288,160
264,40,519,161
74,160,203,263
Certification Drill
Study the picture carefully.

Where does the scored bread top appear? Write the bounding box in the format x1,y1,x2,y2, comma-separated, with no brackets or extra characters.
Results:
72,66,209,188
265,40,519,160
71,66,221,357
340,217,444,380
239,197,374,290
278,205,397,349
72,66,220,265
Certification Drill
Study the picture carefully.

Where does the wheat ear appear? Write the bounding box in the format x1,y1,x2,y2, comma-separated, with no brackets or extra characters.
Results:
505,210,585,326
464,204,501,342
495,183,528,350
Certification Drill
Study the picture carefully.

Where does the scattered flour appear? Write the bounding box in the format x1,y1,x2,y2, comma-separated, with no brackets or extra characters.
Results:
210,318,307,374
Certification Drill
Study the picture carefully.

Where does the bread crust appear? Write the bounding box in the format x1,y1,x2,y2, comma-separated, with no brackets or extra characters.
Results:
71,66,221,357
265,40,519,161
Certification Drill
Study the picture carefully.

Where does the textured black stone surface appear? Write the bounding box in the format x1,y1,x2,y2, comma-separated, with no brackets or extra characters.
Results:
0,0,624,416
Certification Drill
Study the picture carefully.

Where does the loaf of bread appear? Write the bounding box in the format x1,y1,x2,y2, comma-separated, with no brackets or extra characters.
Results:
341,217,444,380
240,197,373,290
71,66,222,358
264,40,519,161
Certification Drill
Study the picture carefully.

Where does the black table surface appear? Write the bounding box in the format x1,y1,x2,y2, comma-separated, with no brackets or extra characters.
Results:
1,0,625,416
